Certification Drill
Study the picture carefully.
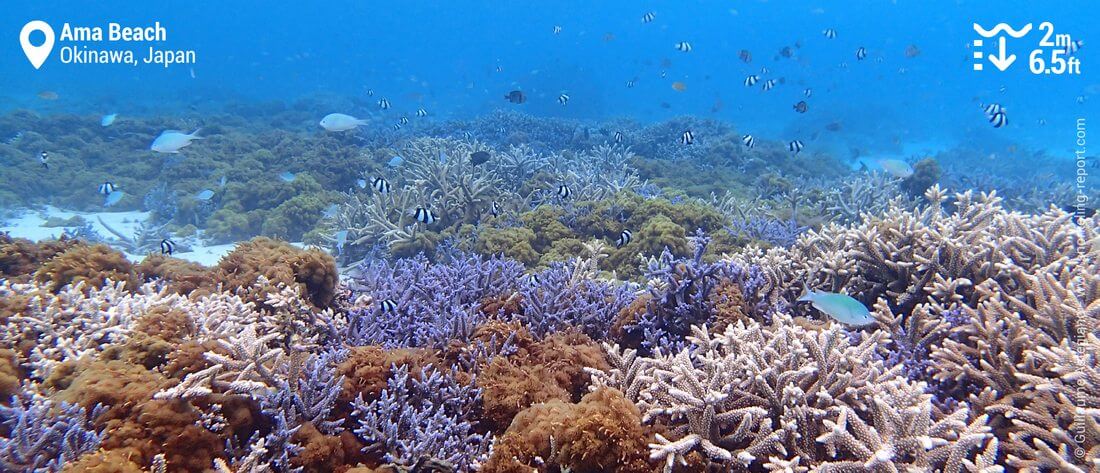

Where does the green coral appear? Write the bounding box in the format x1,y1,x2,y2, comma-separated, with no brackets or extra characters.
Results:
476,227,540,266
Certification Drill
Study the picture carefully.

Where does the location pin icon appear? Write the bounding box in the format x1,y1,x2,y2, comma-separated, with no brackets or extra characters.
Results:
20,20,55,69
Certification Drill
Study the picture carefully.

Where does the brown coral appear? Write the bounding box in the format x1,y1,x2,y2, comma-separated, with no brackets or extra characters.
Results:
337,346,440,402
135,253,215,296
481,387,654,473
213,237,338,308
290,421,369,473
61,449,146,473
33,243,137,292
0,234,82,281
0,348,20,401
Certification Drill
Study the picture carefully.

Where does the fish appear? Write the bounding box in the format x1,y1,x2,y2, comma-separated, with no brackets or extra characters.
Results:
680,130,695,145
37,91,59,100
793,101,809,113
400,116,409,125
416,108,428,117
798,284,874,326
825,122,843,131
101,113,118,127
357,178,367,189
641,11,656,23
660,70,667,78
160,239,176,256
558,93,570,105
557,184,571,199
742,134,755,148
614,131,624,143
823,28,837,39
553,25,562,35
981,103,1003,116
279,171,296,182
504,90,526,104
392,123,402,131
803,88,813,98
671,81,687,92
389,156,405,167
39,151,49,169
372,177,391,194
323,204,340,218
878,159,914,178
603,32,615,42
469,151,491,166
905,44,921,58
194,189,215,201
989,111,1008,128
334,230,348,251
379,299,399,313
1065,39,1083,55
496,65,503,72
999,85,1006,94
778,46,793,59
103,191,124,207
738,49,752,63
675,41,692,52
626,79,636,88
378,98,391,110
220,175,228,187
490,201,502,217
98,182,117,196
760,66,769,75
151,129,202,153
762,79,776,91
856,47,867,60
616,230,632,248
413,207,437,224
1077,95,1087,105
367,89,374,96
319,113,368,132
789,140,804,154
744,75,759,87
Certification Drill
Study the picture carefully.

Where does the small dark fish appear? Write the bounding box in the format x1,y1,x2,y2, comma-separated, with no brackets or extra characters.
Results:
680,130,694,145
553,25,562,35
558,93,570,105
160,239,175,256
825,122,843,132
490,201,501,217
39,151,48,169
856,47,867,60
675,41,692,52
789,140,804,154
626,79,636,88
739,49,752,63
823,28,837,39
557,184,571,199
392,123,402,131
504,90,526,104
793,101,809,113
742,134,755,148
416,108,428,117
414,207,437,224
400,116,409,125
367,89,374,96
469,151,491,166
379,299,399,313
760,66,770,75
804,88,813,98
616,230,632,248
378,98,391,110
989,111,1007,128
642,11,656,23
905,44,921,58
98,182,117,196
779,46,793,58
744,75,759,87
762,79,776,91
614,131,624,143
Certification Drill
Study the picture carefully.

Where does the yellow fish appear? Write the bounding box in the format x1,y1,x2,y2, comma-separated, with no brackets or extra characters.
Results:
671,81,687,92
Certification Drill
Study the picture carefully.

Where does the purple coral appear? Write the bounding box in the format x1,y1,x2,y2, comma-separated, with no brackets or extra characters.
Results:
351,364,491,471
345,252,524,348
0,387,104,473
726,216,808,248
515,259,636,339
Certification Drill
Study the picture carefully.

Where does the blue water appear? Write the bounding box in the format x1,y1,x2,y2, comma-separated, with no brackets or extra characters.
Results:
3,1,1092,159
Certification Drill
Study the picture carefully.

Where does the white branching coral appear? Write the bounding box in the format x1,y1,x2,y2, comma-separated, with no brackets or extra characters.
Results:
546,144,642,201
595,316,995,472
0,279,183,378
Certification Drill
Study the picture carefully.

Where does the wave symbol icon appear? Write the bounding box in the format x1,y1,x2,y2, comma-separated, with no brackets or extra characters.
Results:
973,23,1033,38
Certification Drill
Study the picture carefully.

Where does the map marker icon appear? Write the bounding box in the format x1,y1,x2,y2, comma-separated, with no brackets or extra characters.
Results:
20,21,55,69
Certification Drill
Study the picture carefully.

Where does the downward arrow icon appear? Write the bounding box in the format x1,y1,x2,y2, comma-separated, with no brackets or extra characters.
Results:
988,36,1016,71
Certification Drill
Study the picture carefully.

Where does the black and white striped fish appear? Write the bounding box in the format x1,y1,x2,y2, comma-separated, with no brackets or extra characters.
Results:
490,201,501,217
642,11,656,23
803,88,813,98
1065,39,1083,56
414,207,437,224
40,151,48,169
823,28,837,39
856,47,867,60
557,184,571,199
614,131,624,143
989,111,1007,128
379,299,398,313
400,116,409,125
744,75,759,87
760,66,769,75
616,230,632,248
762,79,776,91
981,103,1003,116
558,93,570,105
788,140,804,154
680,130,695,145
160,239,175,256
378,98,391,110
392,123,401,131
367,89,374,97
416,108,428,117
98,181,117,196
742,134,755,149
553,25,562,35
372,177,391,194
626,79,636,88
675,41,692,52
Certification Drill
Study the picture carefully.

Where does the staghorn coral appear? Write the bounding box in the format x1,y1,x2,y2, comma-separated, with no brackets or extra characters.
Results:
0,385,104,473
